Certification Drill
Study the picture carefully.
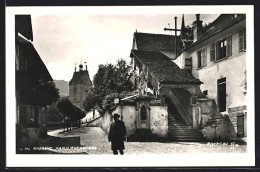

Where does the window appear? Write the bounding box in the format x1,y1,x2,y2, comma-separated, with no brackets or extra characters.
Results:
215,36,232,61
197,48,207,68
141,106,147,121
239,29,246,52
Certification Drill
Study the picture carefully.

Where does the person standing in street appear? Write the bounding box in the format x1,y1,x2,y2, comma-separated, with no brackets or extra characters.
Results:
108,113,126,155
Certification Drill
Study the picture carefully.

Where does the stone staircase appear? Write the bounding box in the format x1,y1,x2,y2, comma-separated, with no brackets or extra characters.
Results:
168,112,203,142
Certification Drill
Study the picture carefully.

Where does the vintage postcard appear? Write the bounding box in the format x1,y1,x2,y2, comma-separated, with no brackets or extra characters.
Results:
6,5,254,167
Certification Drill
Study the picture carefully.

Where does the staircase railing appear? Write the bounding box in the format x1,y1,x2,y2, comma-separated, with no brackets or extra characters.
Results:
167,89,192,126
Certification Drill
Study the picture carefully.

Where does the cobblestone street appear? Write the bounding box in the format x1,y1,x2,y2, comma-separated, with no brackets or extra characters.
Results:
44,126,247,155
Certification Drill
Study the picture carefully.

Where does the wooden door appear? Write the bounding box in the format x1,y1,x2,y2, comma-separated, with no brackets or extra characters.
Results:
237,114,244,137
218,78,226,112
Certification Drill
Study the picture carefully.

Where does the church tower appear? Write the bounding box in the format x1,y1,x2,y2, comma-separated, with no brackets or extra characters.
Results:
69,62,92,111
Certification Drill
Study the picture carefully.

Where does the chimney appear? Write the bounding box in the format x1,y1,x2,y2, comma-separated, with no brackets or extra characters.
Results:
84,62,87,71
192,14,203,42
75,63,76,72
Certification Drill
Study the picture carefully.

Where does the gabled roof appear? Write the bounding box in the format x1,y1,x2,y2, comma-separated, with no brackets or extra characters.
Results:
15,15,33,41
69,70,92,86
187,14,246,49
134,32,182,52
131,50,202,84
17,35,52,81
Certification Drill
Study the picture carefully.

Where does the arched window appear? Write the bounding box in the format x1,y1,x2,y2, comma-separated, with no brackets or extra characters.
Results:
141,106,146,121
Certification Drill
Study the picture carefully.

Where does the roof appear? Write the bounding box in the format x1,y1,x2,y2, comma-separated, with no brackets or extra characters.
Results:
131,50,202,84
15,15,33,41
17,35,52,81
69,70,92,86
187,14,246,49
134,32,182,52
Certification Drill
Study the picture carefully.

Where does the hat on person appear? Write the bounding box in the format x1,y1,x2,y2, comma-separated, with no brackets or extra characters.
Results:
113,113,120,118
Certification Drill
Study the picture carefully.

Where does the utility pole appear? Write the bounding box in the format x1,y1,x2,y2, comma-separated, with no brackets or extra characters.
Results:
164,16,181,58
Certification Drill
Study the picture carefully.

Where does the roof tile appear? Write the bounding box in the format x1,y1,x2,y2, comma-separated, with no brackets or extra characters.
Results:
131,50,201,84
134,32,182,52
69,71,92,86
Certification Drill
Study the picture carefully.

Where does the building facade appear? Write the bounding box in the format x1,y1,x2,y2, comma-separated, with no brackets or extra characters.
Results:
176,14,247,138
15,15,54,149
69,63,92,111
125,14,247,141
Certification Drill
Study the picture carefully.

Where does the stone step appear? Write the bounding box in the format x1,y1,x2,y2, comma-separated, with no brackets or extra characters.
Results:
169,123,188,126
168,136,202,140
168,123,189,125
168,133,202,137
168,133,201,136
168,126,193,129
168,130,199,133
167,113,204,142
168,129,198,132
168,138,202,141
168,130,200,133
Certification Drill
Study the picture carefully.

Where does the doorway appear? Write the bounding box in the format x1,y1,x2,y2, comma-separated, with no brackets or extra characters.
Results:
218,77,226,112
137,104,150,129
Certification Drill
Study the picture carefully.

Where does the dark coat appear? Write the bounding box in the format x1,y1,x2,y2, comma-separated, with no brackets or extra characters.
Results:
108,120,126,150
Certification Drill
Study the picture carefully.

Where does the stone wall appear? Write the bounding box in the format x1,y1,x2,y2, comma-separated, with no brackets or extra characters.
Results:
87,116,102,127
150,105,168,137
81,109,100,124
98,103,168,138
201,115,237,141
228,105,247,136
199,104,247,141
100,111,113,134
120,105,136,137
172,88,192,116
99,106,137,137
198,98,218,127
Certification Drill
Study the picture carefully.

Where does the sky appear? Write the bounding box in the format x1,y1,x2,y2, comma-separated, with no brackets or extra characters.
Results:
31,13,219,82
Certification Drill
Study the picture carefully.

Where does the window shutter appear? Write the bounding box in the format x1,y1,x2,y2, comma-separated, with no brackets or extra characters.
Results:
216,42,220,61
227,36,232,57
203,48,207,66
210,43,215,61
197,51,201,68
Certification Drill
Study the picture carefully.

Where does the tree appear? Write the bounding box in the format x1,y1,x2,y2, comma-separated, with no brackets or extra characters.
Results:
85,59,134,114
20,80,60,106
83,88,97,112
38,81,60,106
57,98,86,130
